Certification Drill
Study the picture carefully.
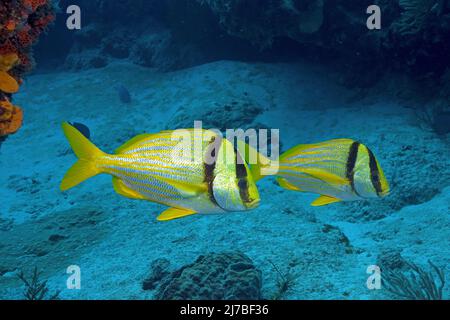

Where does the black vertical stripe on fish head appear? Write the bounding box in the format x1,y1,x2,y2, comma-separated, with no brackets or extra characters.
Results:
235,150,247,179
366,146,383,196
234,149,252,204
204,136,219,207
346,141,360,196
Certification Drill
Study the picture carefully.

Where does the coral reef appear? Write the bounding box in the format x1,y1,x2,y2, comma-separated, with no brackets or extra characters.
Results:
0,0,54,136
382,260,446,300
0,0,54,79
154,252,262,300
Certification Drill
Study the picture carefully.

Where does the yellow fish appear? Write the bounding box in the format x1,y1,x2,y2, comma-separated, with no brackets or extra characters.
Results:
246,139,390,206
60,122,260,221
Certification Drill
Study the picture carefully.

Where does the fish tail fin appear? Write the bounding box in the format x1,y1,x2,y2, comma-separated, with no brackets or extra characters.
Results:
60,122,106,191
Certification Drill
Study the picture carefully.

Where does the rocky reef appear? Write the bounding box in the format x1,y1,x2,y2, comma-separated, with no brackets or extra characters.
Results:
38,1,450,82
145,252,262,300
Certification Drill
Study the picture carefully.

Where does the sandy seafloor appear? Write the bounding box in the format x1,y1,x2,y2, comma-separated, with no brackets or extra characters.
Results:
0,60,449,299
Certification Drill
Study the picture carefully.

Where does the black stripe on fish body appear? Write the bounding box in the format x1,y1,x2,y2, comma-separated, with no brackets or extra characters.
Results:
346,141,360,196
204,136,221,208
366,146,383,196
234,149,252,204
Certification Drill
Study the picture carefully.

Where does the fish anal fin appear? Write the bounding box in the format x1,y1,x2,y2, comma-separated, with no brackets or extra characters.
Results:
157,207,197,221
112,177,146,200
276,177,302,191
311,195,341,206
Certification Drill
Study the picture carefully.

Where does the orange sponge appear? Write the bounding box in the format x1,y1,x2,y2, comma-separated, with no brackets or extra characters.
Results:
0,99,23,136
0,53,19,93
0,71,19,93
0,53,19,71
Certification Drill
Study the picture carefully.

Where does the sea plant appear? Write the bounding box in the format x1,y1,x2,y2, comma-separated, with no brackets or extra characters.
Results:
382,260,445,300
269,260,299,300
17,267,60,300
396,0,437,35
413,104,450,135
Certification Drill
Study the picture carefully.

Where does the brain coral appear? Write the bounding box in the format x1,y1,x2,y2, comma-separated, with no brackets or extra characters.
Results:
155,251,262,300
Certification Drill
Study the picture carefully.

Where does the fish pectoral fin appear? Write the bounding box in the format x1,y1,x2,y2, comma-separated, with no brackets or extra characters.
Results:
298,168,349,186
112,177,146,200
157,176,207,197
276,177,302,191
157,207,197,221
311,195,342,206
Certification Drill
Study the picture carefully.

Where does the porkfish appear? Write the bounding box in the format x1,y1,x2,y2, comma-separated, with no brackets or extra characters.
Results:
246,139,389,206
60,122,260,221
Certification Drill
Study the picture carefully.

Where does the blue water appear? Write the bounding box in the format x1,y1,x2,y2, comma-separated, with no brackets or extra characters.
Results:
0,0,449,300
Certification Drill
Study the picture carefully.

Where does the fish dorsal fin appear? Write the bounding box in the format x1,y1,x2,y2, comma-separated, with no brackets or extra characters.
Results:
115,133,158,154
311,195,341,206
276,177,303,191
298,168,349,186
281,139,355,159
157,207,197,221
157,176,207,197
112,177,146,200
